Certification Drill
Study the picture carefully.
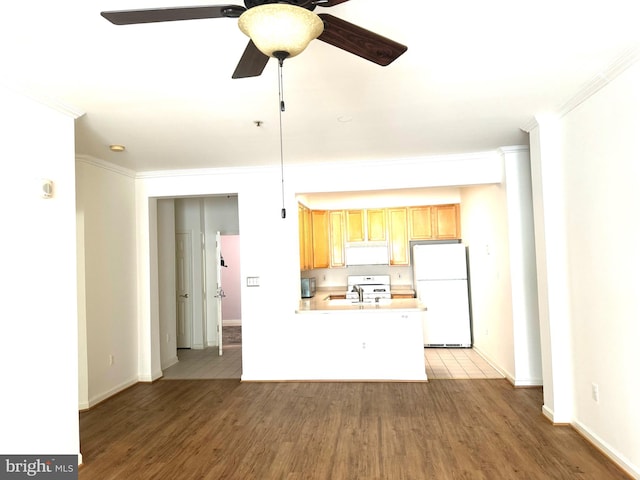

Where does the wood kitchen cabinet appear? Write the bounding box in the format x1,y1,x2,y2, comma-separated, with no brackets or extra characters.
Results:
345,210,365,242
298,204,313,271
366,209,387,242
408,206,433,240
409,204,460,240
432,204,460,239
300,202,460,270
346,209,386,242
311,210,330,269
329,210,345,267
387,207,409,265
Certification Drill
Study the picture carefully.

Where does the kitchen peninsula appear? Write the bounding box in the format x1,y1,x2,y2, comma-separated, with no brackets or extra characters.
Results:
295,295,428,381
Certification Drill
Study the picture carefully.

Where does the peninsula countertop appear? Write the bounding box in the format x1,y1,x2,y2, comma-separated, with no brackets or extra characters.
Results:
297,294,426,313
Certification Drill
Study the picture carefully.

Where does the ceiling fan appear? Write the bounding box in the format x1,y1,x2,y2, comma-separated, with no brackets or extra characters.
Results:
101,0,408,79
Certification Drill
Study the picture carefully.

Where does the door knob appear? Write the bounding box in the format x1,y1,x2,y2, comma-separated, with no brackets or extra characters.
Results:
179,293,189,298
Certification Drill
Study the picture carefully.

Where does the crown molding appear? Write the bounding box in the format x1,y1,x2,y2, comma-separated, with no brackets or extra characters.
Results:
76,155,136,178
135,163,276,179
1,83,85,119
521,45,640,132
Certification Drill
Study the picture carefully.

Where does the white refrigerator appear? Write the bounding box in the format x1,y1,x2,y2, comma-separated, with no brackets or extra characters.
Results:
413,243,471,347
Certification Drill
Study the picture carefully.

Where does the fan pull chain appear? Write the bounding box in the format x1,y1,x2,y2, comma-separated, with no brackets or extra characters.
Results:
278,57,286,219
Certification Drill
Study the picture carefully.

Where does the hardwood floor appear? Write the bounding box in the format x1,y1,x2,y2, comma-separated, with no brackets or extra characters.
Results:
79,379,630,480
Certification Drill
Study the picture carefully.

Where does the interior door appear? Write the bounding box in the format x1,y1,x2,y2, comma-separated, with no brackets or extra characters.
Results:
176,232,193,348
214,231,225,355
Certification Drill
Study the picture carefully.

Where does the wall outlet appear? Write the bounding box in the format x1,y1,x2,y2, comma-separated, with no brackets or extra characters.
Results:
108,354,114,366
166,333,170,344
591,383,599,403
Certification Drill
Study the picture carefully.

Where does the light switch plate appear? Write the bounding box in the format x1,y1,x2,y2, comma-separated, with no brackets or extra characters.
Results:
247,276,260,287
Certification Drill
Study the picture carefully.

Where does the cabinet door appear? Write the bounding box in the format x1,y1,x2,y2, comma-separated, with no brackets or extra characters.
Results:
367,209,387,242
329,210,345,267
388,207,409,265
298,204,313,270
298,204,307,270
346,210,365,242
433,204,460,239
304,207,313,268
311,210,330,269
408,206,433,240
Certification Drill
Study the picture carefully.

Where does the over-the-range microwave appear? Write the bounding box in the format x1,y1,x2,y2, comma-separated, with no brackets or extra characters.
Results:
301,277,316,298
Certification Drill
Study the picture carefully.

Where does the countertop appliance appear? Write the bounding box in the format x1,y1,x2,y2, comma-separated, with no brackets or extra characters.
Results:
301,277,316,298
346,275,391,302
413,244,471,347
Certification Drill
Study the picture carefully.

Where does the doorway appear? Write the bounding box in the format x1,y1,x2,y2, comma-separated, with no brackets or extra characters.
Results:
157,195,241,375
220,234,242,349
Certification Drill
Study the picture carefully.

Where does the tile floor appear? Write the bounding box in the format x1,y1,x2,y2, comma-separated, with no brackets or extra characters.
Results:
425,348,504,379
161,345,503,380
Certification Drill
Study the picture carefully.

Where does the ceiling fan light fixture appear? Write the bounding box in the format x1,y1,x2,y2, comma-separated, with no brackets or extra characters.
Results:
238,4,324,59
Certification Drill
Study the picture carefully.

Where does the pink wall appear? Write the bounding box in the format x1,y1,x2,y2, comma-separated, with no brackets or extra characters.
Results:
221,235,242,322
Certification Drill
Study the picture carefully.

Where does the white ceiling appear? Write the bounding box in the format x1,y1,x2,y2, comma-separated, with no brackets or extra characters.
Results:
2,1,639,172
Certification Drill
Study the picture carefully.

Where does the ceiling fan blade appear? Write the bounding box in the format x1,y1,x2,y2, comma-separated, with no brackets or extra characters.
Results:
101,5,245,25
232,40,270,79
315,0,351,7
317,13,407,66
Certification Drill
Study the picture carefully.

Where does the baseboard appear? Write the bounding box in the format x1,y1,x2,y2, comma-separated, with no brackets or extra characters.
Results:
161,355,179,370
513,377,543,387
472,347,542,387
78,453,83,467
85,377,138,409
542,404,555,423
572,420,639,479
472,346,511,381
139,369,164,382
223,319,242,326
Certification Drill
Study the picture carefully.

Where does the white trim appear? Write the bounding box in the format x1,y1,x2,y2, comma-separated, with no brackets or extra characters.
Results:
521,46,640,132
76,154,137,178
139,369,164,382
513,378,543,387
572,420,640,479
161,355,179,370
86,377,138,409
542,404,555,423
135,150,500,179
0,82,85,118
223,319,242,326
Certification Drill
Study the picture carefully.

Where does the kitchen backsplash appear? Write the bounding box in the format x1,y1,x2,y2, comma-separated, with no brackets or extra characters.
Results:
308,265,414,288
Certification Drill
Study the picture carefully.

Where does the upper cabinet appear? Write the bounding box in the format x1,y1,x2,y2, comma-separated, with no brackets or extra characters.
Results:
329,210,346,267
311,210,330,269
346,210,365,242
299,202,460,270
408,206,433,240
387,207,409,265
408,204,460,241
298,204,313,271
346,209,386,243
432,204,460,239
366,209,387,242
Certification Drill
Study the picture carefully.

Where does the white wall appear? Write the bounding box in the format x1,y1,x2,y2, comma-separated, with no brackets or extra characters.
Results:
76,158,139,407
157,199,177,369
221,235,242,323
561,61,639,475
530,61,640,477
461,184,515,378
0,85,80,457
135,153,505,381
